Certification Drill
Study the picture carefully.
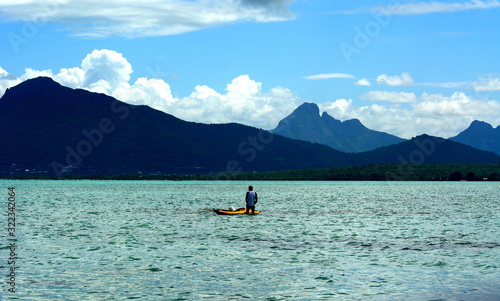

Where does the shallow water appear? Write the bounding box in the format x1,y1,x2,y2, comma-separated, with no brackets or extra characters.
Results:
1,180,499,300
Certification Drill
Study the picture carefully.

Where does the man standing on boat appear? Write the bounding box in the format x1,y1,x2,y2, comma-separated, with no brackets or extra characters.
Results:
245,186,258,214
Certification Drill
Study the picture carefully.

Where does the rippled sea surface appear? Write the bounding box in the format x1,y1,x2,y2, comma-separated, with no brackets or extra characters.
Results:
1,180,499,300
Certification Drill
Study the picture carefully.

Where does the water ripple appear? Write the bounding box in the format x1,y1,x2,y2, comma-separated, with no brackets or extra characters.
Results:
3,180,499,300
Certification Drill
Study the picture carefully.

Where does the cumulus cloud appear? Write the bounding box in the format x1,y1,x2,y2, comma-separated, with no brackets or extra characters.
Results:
113,78,176,112
1,49,499,139
472,76,500,91
54,67,85,88
354,78,371,86
169,75,300,128
0,67,21,96
376,72,414,86
0,67,7,77
0,0,295,38
303,73,355,80
361,90,417,103
0,49,299,130
322,92,500,139
81,50,132,90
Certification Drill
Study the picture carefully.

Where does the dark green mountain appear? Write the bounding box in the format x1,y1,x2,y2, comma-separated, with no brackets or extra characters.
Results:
272,102,405,152
1,77,498,177
0,77,351,176
355,134,500,166
449,120,500,155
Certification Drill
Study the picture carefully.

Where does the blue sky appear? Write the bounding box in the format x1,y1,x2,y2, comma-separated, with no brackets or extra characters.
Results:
1,0,499,138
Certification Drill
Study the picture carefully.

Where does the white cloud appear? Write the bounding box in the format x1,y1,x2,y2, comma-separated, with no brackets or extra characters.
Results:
377,0,500,15
303,73,355,80
54,67,85,88
329,0,500,15
0,67,9,77
354,78,371,86
113,78,176,112
169,75,300,128
45,49,133,95
319,99,353,119
417,81,469,88
472,76,500,91
321,99,416,137
227,74,262,98
361,90,417,103
0,67,21,96
0,0,295,38
0,49,299,130
20,68,53,81
323,92,500,139
1,49,499,139
415,75,500,91
0,67,53,96
81,49,132,90
376,72,414,86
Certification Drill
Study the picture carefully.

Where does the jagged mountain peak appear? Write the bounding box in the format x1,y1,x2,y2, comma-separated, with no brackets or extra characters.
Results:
468,120,494,131
16,76,61,89
2,78,498,176
0,77,350,176
272,102,404,152
292,102,320,116
320,111,341,125
2,77,64,101
450,120,500,155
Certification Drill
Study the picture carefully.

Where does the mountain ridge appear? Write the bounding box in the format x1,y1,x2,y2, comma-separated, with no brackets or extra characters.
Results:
450,120,500,155
0,77,352,176
272,102,405,152
1,77,499,177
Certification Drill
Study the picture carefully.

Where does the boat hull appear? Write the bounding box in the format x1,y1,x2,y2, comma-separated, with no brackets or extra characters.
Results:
213,207,260,215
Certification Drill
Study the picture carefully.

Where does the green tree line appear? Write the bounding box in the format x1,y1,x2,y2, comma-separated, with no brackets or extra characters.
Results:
3,163,499,181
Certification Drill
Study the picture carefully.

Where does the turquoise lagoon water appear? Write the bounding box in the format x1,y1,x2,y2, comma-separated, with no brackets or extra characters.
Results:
1,180,499,300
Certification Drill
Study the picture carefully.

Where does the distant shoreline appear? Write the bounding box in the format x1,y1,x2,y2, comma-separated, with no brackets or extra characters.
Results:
1,163,499,182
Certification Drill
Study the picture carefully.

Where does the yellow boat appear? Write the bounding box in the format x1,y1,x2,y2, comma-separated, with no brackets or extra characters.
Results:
213,207,260,215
